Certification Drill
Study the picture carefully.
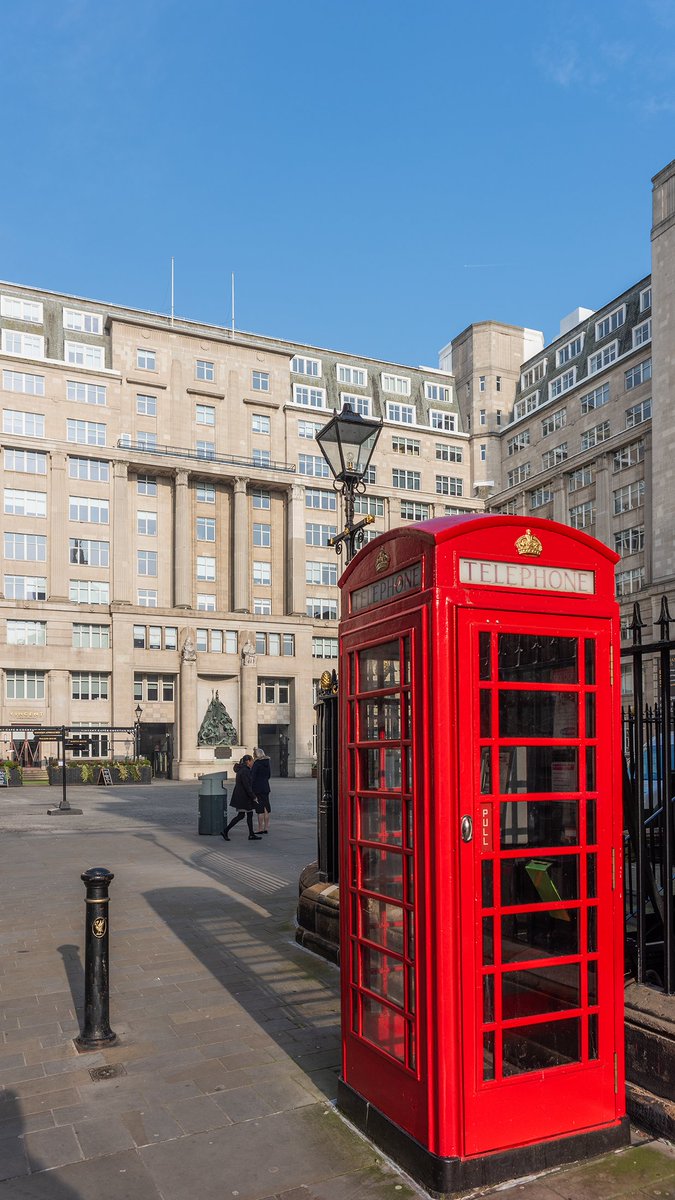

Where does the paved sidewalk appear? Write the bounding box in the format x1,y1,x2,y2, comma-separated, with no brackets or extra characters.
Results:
0,783,673,1199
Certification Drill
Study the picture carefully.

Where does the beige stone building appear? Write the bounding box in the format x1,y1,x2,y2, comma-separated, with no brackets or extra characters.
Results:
0,285,470,777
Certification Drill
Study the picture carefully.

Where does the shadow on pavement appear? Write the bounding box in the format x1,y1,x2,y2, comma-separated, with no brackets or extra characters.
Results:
56,944,84,1028
0,1089,82,1199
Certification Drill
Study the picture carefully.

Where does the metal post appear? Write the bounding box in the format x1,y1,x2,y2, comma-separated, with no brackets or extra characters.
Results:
75,867,117,1049
61,725,69,811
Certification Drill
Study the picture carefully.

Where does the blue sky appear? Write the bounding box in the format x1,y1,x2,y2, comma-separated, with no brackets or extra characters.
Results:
3,1,675,365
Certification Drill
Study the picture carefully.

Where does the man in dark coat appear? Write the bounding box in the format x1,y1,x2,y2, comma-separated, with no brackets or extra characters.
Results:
222,756,261,841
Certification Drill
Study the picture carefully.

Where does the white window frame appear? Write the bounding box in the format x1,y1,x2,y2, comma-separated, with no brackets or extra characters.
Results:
588,341,618,376
381,372,411,396
386,402,415,425
196,404,215,426
1,330,44,358
595,305,625,341
63,309,102,335
196,359,215,382
337,363,367,387
521,361,546,389
548,367,577,399
64,341,104,370
1,295,43,323
340,392,371,417
2,370,45,395
293,384,326,409
136,393,157,416
640,286,652,312
252,370,270,392
292,355,322,378
632,319,652,349
430,409,456,432
137,348,156,371
556,334,584,367
424,381,451,403
66,419,106,446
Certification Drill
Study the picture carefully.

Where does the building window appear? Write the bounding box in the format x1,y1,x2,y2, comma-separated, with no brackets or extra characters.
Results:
299,454,330,477
549,368,576,399
306,560,338,586
305,522,337,547
63,309,102,334
69,580,110,604
253,522,271,547
196,481,215,503
292,355,322,377
305,487,336,511
435,475,463,496
64,341,104,370
313,637,339,658
196,404,215,426
400,501,430,520
67,381,107,406
133,625,146,648
72,672,109,701
1,295,43,322
4,532,46,561
6,670,45,700
225,631,238,654
613,441,644,472
5,448,47,474
293,384,325,408
196,516,216,542
542,409,566,436
253,598,271,615
568,465,594,492
640,286,652,312
2,331,44,358
529,486,553,510
73,623,110,649
137,589,157,607
196,555,216,581
196,359,215,381
137,349,156,370
430,409,456,431
69,538,109,567
596,306,625,341
557,335,584,366
508,430,530,455
435,443,463,462
4,488,46,517
66,419,106,446
136,393,156,416
392,469,420,491
382,373,410,396
625,359,651,390
210,630,223,653
581,421,610,451
197,594,216,611
424,381,452,403
614,526,645,556
298,419,323,439
625,399,651,428
633,319,652,349
479,376,486,392
507,463,531,487
7,620,47,646
614,480,645,514
337,363,366,386
513,390,542,421
3,409,45,438
195,439,215,459
252,370,270,392
480,443,487,462
165,627,178,650
616,567,645,597
306,597,338,620
496,377,502,393
542,443,568,469
137,511,157,536
392,436,420,455
253,561,272,586
569,501,595,530
257,679,290,705
340,392,371,417
353,495,384,516
252,413,271,434
137,475,157,495
479,409,487,426
387,402,415,424
580,383,609,414
252,448,271,467
148,626,162,649
134,673,174,701
251,487,270,509
588,342,618,375
521,362,546,389
137,550,157,576
4,574,46,600
2,369,45,396
69,496,109,524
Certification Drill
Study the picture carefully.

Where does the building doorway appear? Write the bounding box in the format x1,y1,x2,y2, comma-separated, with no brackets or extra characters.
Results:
12,732,41,766
257,725,289,777
139,724,174,778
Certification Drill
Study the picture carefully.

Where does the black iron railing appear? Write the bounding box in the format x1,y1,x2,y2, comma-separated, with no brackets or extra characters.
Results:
622,596,675,994
117,438,296,474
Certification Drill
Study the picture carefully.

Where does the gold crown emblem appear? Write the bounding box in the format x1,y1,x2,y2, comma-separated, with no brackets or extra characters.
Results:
375,549,390,573
515,528,543,557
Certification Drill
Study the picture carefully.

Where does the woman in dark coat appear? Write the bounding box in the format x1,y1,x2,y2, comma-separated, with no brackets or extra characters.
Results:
251,747,272,834
222,756,261,841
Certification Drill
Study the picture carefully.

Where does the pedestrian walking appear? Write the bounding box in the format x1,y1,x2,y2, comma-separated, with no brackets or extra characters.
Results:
251,746,272,834
222,755,261,841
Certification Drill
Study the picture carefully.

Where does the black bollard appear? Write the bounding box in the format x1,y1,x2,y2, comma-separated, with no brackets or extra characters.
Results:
75,867,117,1050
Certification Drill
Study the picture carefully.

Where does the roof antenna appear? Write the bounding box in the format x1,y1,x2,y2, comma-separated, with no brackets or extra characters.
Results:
170,257,175,326
231,272,235,334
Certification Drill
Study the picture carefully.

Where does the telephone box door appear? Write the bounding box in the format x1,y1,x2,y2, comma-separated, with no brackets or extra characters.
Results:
457,609,620,1155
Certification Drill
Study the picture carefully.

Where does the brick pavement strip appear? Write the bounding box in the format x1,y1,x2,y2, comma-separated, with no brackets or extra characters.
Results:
0,783,672,1200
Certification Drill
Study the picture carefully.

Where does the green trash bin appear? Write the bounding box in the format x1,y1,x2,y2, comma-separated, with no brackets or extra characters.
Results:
198,771,228,835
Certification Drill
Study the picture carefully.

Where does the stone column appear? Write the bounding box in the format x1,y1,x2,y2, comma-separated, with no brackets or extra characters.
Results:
286,484,306,615
49,452,68,601
239,635,257,751
552,473,566,524
49,668,71,727
112,461,132,604
233,478,250,612
174,470,191,608
594,455,611,548
292,675,316,778
178,631,197,777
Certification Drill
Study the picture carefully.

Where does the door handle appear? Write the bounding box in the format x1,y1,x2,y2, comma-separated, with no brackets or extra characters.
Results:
461,815,473,843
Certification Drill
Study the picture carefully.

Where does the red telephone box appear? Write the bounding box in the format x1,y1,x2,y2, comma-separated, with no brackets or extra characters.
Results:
336,515,629,1193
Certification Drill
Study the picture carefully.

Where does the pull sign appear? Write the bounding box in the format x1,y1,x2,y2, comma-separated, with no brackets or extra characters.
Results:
479,803,493,852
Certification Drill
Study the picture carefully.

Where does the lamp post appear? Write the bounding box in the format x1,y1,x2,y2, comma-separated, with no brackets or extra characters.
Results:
315,404,383,564
134,704,143,762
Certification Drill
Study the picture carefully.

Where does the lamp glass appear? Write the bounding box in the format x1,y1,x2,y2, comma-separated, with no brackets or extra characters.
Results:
316,405,382,481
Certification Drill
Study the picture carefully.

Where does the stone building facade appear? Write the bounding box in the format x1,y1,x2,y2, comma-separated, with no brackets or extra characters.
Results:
0,285,470,777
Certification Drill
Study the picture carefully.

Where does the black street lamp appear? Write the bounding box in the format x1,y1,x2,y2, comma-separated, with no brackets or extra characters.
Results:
315,404,383,563
134,704,143,761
